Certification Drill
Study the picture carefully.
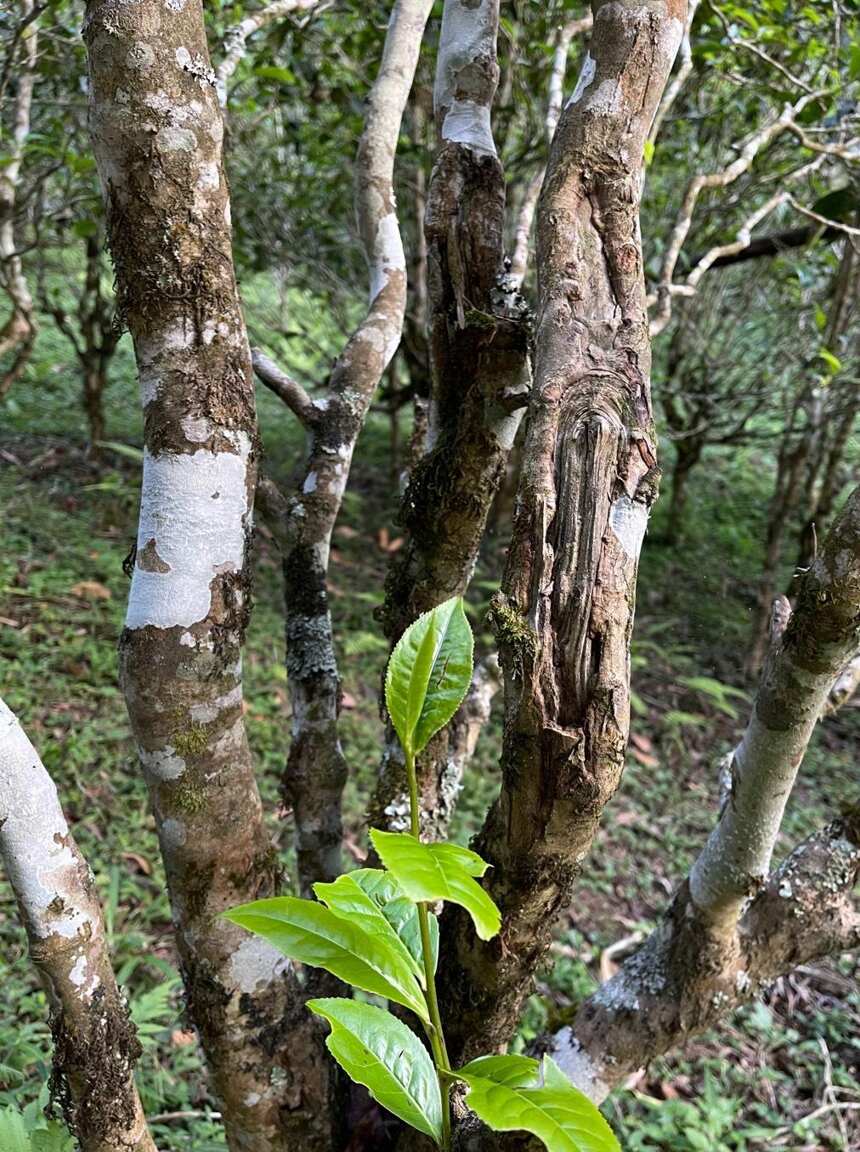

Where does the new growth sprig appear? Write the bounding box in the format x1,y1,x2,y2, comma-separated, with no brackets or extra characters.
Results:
226,597,618,1152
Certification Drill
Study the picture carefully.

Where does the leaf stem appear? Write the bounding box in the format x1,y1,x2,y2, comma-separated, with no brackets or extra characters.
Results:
406,747,452,1151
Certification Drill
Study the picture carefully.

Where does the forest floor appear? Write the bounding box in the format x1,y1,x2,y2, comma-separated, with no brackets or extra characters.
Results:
0,354,858,1151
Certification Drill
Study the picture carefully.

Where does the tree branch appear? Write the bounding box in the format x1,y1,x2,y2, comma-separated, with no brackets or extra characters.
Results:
216,0,322,106
252,346,319,427
0,697,155,1152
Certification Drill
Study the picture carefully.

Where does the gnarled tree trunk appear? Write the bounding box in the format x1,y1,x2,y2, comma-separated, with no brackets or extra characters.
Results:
371,0,531,840
84,3,335,1148
439,0,686,1064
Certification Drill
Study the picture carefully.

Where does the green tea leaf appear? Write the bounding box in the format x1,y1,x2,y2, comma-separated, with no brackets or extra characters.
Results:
313,873,424,984
459,1055,619,1152
370,830,500,941
385,597,474,756
309,998,443,1144
224,897,428,1021
350,868,439,974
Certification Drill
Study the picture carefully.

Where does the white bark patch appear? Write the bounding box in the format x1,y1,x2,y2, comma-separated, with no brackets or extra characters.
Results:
156,125,197,153
181,415,213,443
0,698,96,940
189,684,242,724
127,42,155,70
139,745,186,780
303,471,318,494
567,52,596,108
549,1029,610,1104
441,100,496,155
608,494,648,559
125,439,251,630
586,78,624,117
369,212,406,302
228,936,291,994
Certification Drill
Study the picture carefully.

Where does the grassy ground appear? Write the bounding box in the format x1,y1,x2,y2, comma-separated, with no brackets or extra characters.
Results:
0,313,858,1151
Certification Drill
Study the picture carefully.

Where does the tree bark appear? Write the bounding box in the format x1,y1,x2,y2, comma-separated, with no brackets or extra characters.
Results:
371,0,531,840
0,697,155,1152
84,4,336,1148
545,486,860,1098
254,0,433,897
0,0,38,396
438,0,686,1065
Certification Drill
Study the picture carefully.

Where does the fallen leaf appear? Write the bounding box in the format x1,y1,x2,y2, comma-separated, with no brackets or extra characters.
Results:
341,691,357,710
171,1029,196,1048
70,580,112,601
630,747,659,768
630,731,654,753
122,851,152,876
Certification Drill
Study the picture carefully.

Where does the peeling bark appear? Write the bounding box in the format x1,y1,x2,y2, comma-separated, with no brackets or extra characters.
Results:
372,0,530,839
84,3,335,1148
0,698,154,1152
439,0,686,1064
253,0,433,895
0,0,38,396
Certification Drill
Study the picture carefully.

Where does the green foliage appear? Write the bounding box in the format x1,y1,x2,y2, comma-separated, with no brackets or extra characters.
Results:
348,868,439,975
369,830,501,942
384,597,474,758
458,1055,618,1152
308,998,443,1143
222,896,429,1021
227,599,614,1151
0,1103,73,1152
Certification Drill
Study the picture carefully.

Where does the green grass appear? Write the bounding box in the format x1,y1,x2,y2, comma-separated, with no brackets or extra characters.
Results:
0,308,857,1150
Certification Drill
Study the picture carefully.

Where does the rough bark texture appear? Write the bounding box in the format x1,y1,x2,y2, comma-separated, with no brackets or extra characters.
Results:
84,4,336,1149
438,0,686,1064
690,483,860,931
371,0,530,839
543,485,860,1104
0,698,154,1152
253,0,433,897
0,0,38,395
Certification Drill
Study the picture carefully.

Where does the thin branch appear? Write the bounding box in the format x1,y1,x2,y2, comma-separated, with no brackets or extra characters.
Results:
251,346,319,426
215,0,323,105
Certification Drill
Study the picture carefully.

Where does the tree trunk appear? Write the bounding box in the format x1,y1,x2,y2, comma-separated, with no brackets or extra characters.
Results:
371,0,531,839
548,483,860,1099
438,0,686,1065
253,0,433,898
0,697,155,1152
84,3,336,1149
83,362,107,451
663,436,702,545
0,0,38,396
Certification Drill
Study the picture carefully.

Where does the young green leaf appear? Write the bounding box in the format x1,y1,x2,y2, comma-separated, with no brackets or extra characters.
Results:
309,998,443,1145
313,873,424,985
223,897,429,1021
350,868,439,974
459,1055,619,1152
370,830,501,941
385,597,474,757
